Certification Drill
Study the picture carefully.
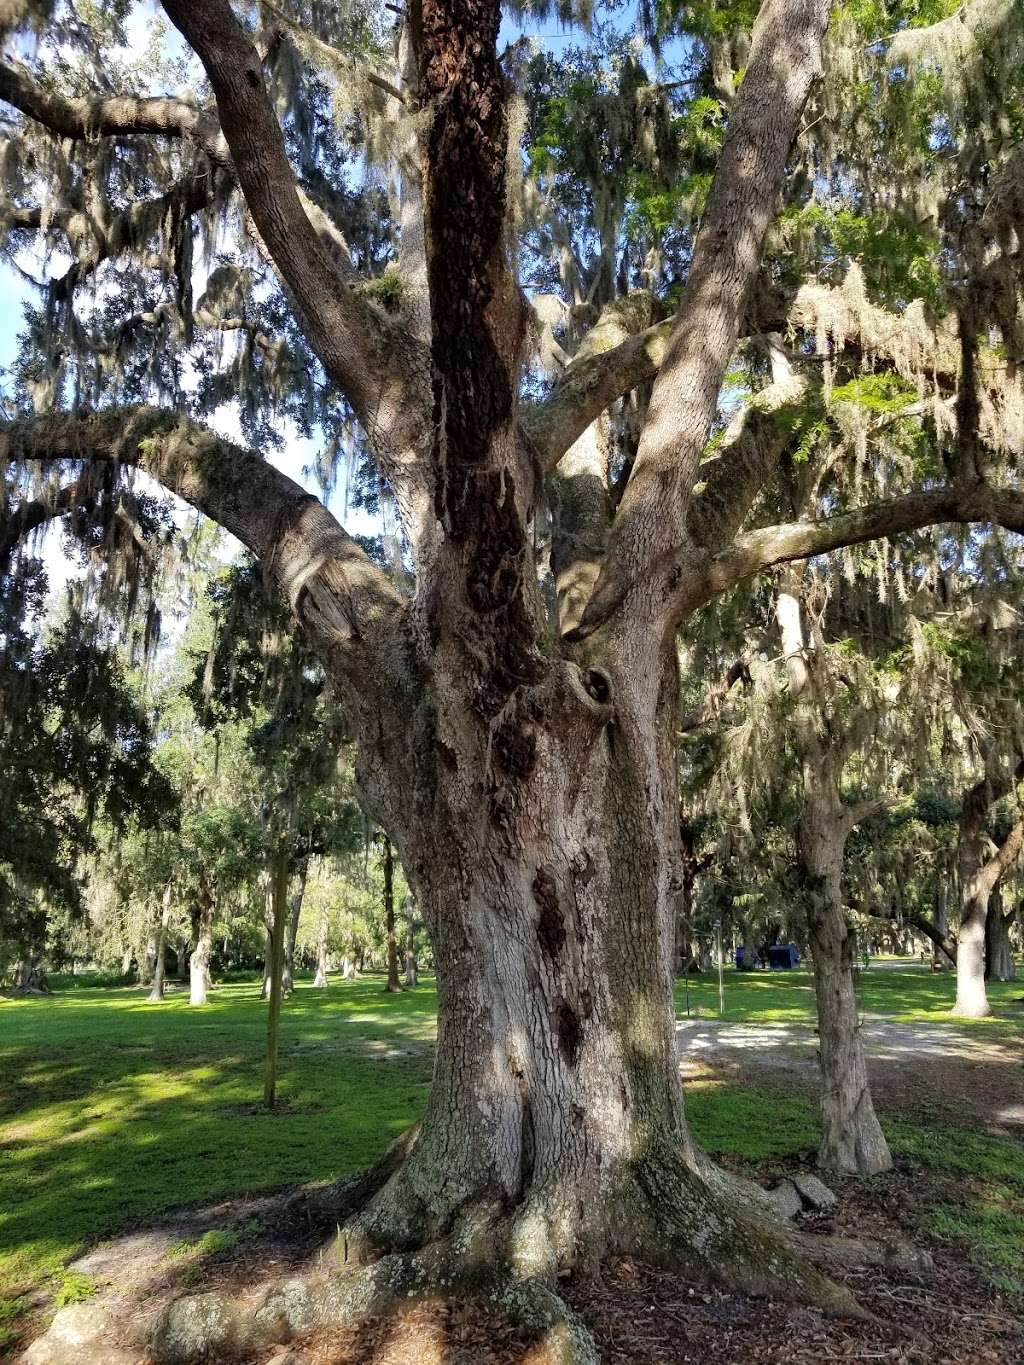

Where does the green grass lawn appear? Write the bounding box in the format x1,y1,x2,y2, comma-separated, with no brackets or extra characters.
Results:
673,963,1024,1024
1,966,1021,1328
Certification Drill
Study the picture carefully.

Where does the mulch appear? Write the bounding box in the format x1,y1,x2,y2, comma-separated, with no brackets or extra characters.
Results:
252,1160,1022,1365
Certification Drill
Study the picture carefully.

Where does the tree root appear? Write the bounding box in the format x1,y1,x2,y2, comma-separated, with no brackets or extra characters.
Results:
148,1232,597,1365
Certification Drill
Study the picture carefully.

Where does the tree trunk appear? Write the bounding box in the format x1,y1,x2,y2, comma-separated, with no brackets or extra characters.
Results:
333,631,848,1313
955,886,991,1016
147,887,173,1002
190,895,214,1007
264,843,289,1110
778,581,891,1177
282,857,308,996
403,891,418,988
341,955,357,980
313,901,330,988
985,891,1016,982
382,836,403,993
799,798,891,1176
120,945,133,977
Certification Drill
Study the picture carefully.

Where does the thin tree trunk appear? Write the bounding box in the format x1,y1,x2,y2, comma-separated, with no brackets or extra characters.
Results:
382,836,402,993
985,891,1016,982
281,857,308,996
403,891,418,988
778,579,891,1176
190,893,214,1007
313,901,330,988
147,888,173,1002
264,843,289,1110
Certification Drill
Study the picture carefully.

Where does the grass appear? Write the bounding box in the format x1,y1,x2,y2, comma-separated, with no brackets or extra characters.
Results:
673,963,1024,1024
1,965,1020,1325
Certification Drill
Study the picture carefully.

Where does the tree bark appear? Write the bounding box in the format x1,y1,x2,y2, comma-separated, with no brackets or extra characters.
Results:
382,836,403,993
954,773,1023,1016
147,886,174,1002
778,581,892,1177
189,893,214,1007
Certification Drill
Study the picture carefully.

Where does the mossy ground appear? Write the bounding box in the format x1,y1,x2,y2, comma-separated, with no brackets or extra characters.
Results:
1,964,1020,1346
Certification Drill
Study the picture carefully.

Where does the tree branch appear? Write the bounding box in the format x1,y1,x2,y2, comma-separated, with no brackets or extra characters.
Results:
159,0,403,424
709,484,1024,593
0,58,229,161
568,0,833,641
524,318,672,473
0,477,89,566
0,408,403,668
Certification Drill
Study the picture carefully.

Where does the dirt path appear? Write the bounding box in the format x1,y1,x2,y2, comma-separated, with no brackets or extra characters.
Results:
676,1018,1024,1135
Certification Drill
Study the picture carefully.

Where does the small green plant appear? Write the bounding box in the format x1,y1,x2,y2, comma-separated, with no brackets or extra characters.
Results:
166,1220,261,1264
0,1296,27,1350
52,1269,96,1307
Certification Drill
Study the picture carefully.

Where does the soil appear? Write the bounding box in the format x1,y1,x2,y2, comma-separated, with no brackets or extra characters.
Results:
12,1019,1024,1364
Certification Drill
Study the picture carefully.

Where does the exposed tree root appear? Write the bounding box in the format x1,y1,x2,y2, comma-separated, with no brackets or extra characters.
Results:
23,1125,936,1364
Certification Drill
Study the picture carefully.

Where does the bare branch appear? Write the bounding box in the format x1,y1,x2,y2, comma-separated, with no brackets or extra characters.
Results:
525,319,671,473
709,484,1024,593
0,408,403,669
0,477,88,565
0,58,229,161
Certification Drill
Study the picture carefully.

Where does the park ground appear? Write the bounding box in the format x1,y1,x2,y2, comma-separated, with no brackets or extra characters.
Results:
1,966,1022,1362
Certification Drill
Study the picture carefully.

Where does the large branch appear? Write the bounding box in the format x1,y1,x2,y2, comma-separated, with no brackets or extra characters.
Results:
708,484,1024,594
569,0,833,640
524,319,672,473
0,408,403,668
0,59,229,161
0,477,89,566
159,1,402,428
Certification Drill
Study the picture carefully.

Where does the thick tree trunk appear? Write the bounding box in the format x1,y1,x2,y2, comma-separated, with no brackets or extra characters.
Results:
382,836,402,993
190,895,214,1007
955,888,991,1015
403,891,418,988
335,634,848,1312
312,902,330,988
341,954,357,980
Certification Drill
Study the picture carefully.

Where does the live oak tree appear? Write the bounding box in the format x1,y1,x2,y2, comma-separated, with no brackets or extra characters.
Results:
2,0,1024,1340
